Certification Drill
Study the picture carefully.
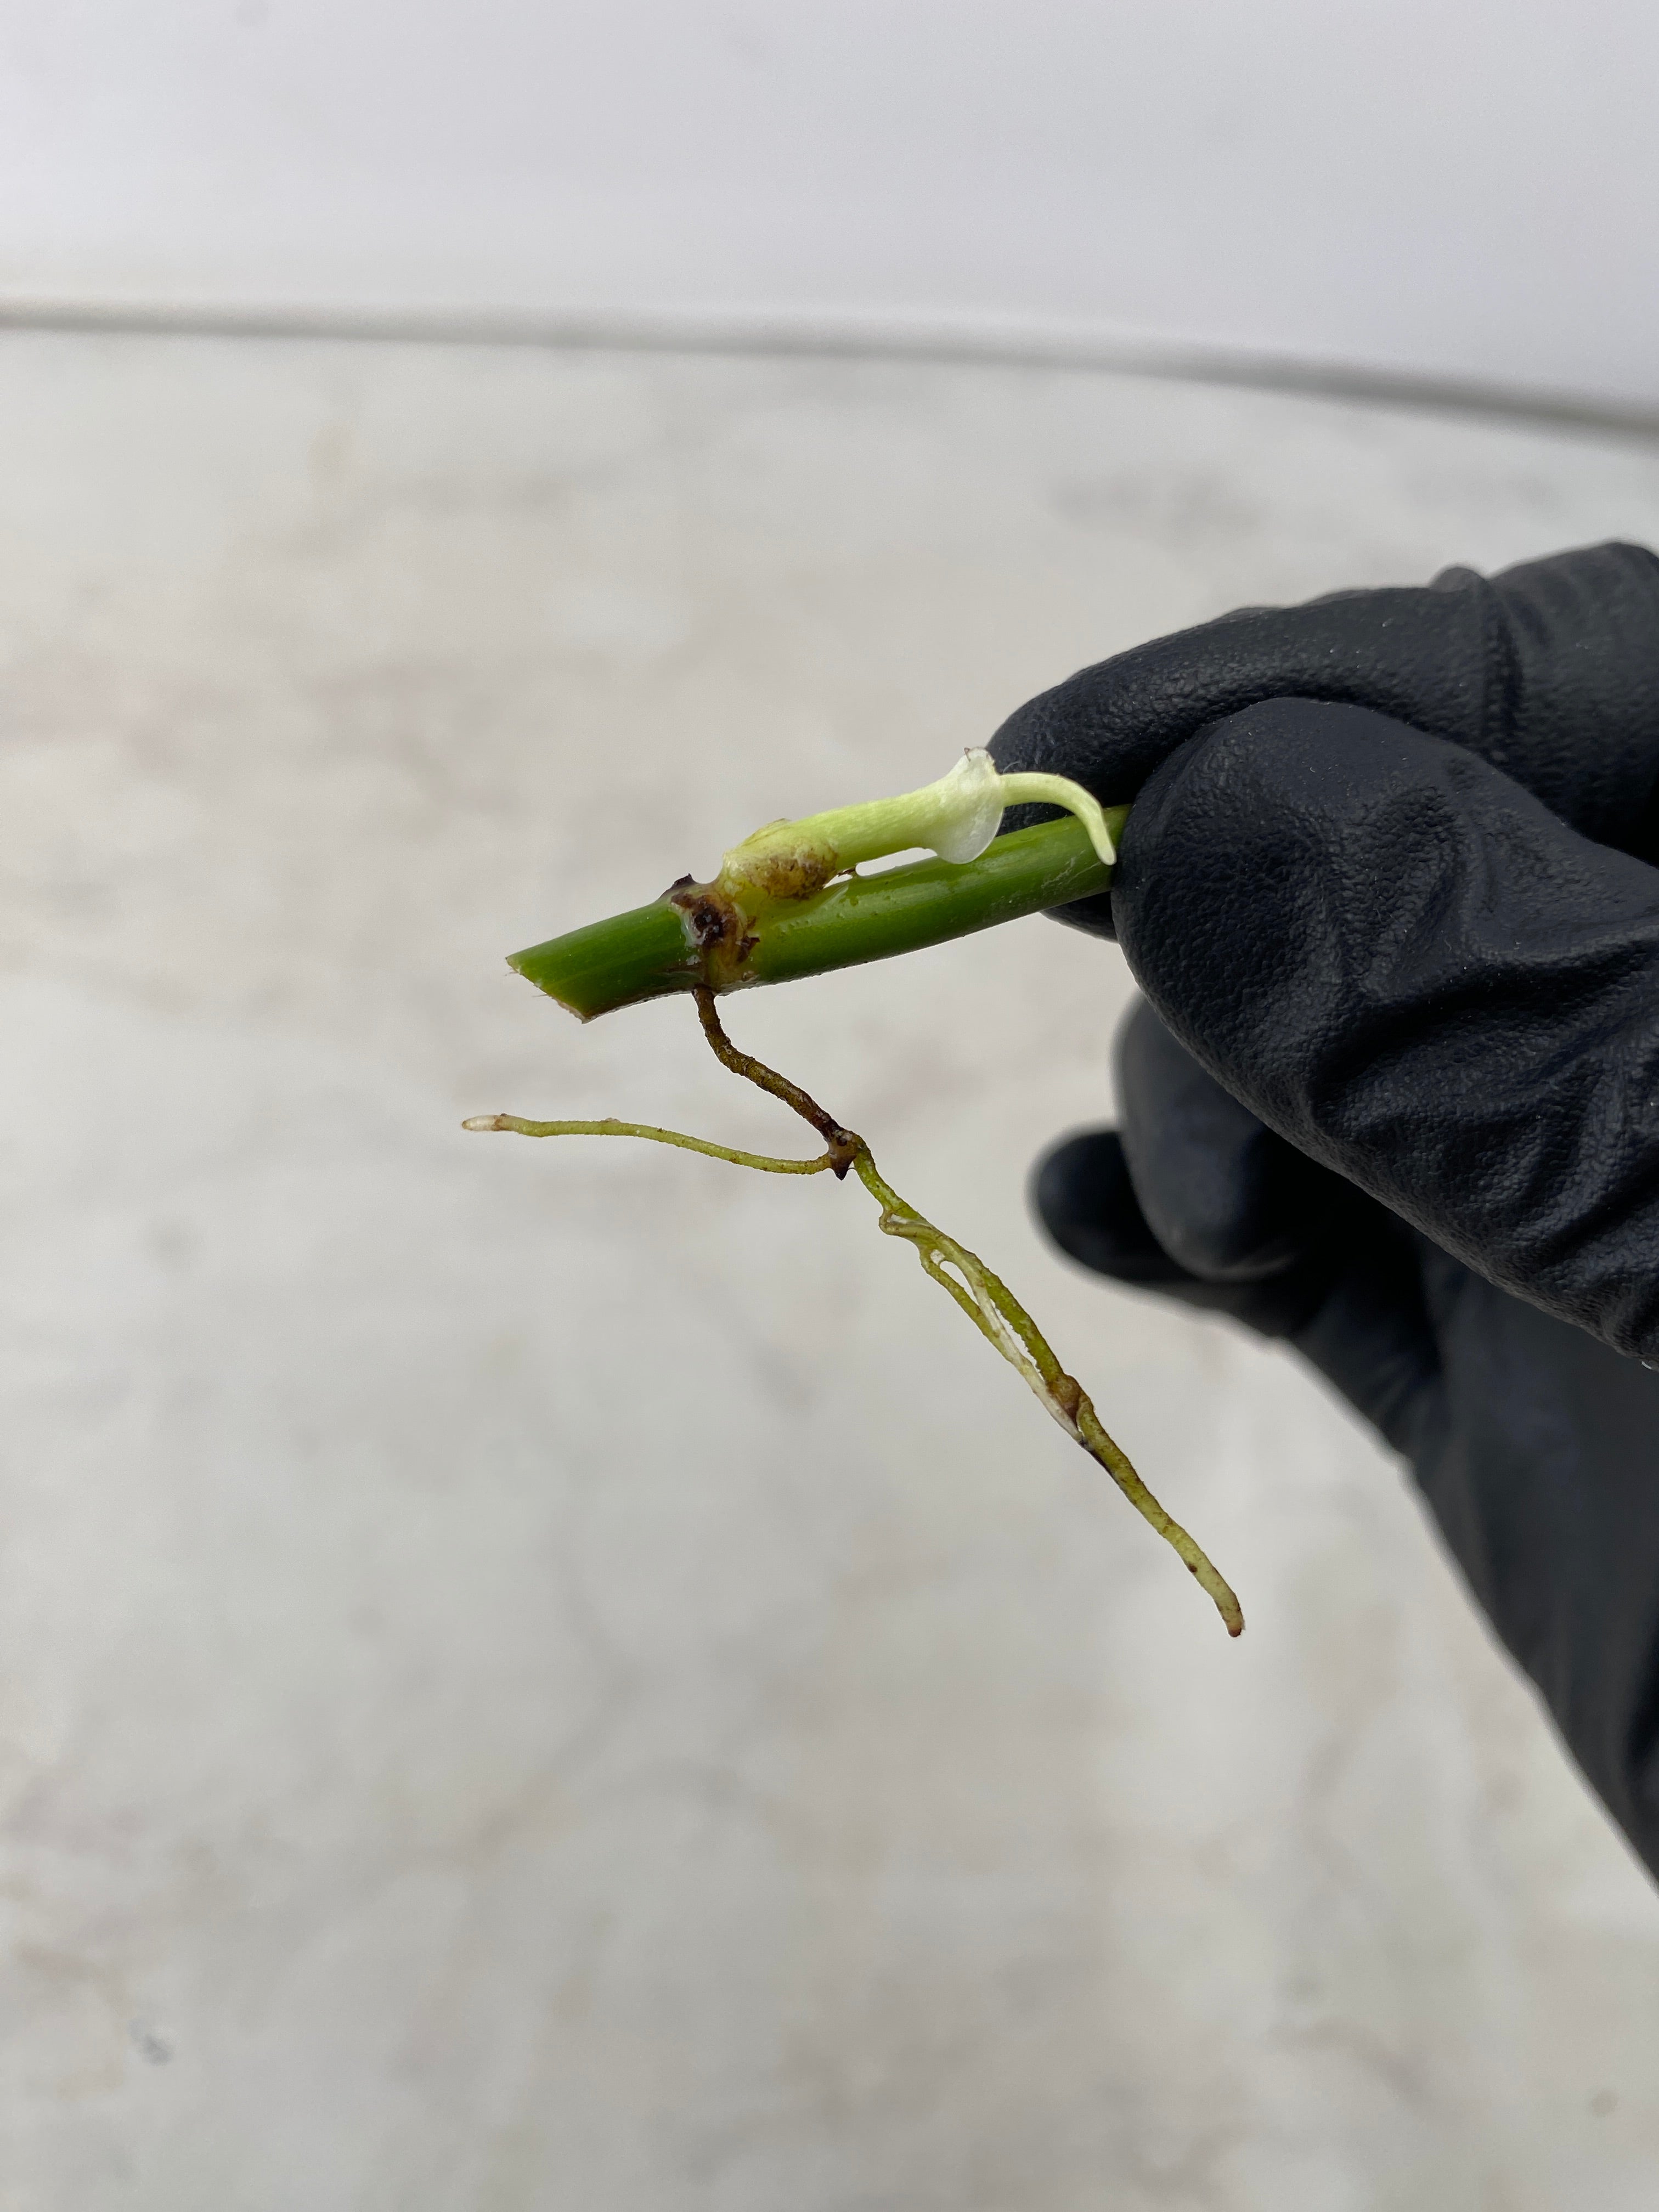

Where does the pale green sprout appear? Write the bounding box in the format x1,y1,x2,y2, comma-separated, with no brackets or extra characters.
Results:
717,747,1118,900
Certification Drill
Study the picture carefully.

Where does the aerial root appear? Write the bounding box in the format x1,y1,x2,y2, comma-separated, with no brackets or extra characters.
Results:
465,989,1242,1636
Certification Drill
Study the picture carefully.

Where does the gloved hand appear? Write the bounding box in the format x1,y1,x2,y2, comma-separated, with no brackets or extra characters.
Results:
992,540,1659,934
989,543,1659,1878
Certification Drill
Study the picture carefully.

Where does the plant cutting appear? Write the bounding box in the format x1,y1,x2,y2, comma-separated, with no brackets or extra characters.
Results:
466,750,1243,1637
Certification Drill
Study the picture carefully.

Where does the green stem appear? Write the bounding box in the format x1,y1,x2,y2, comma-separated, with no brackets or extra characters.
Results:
511,811,1122,1022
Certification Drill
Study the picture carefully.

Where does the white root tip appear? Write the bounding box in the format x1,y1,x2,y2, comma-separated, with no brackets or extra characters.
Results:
462,1115,506,1131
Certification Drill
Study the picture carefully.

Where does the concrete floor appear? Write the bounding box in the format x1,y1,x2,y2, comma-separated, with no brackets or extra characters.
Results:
4,329,1659,2209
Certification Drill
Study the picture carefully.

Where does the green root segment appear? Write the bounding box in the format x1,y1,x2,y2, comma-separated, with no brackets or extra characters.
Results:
460,1114,836,1177
846,1149,1243,1636
466,990,1244,1639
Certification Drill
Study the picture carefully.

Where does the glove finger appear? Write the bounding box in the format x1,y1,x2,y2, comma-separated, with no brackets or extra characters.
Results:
989,542,1659,940
1114,696,1659,1358
1115,996,1335,1283
1403,1256,1659,1865
1036,1126,1335,1331
1034,1127,1442,1452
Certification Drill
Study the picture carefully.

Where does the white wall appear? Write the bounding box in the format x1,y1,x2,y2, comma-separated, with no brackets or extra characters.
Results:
3,1,1657,408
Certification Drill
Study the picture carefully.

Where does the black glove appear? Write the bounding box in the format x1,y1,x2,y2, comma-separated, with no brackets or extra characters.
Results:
991,539,1659,935
988,543,1659,1878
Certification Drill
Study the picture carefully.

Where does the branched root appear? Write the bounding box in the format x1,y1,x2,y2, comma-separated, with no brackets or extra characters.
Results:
466,990,1243,1637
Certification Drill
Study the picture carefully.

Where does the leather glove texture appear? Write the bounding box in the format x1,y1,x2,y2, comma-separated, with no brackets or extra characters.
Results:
991,540,1659,937
992,544,1659,1877
1041,1002,1659,1881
